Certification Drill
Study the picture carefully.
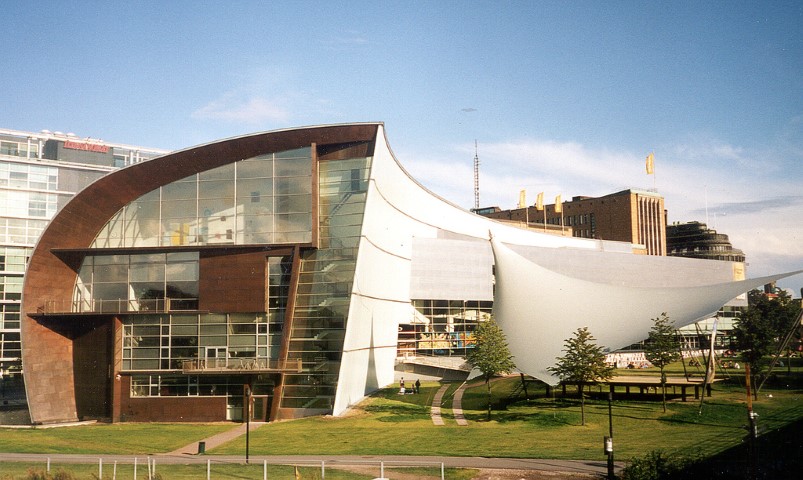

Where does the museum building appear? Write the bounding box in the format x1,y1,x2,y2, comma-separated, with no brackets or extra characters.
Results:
21,123,790,425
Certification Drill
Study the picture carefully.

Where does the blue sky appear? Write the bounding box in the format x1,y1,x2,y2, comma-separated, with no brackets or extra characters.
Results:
3,1,802,288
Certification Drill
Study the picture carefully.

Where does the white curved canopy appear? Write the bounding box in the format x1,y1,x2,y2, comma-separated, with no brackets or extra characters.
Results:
490,238,802,383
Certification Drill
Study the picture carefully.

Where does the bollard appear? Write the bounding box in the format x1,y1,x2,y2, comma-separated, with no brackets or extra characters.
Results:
99,458,102,479
134,458,137,480
47,458,50,473
321,460,325,479
207,458,211,480
264,459,267,480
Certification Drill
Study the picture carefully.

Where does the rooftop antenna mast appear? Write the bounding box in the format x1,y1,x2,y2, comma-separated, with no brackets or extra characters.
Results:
473,140,480,210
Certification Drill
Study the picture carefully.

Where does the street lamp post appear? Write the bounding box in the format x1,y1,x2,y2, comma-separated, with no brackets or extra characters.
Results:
606,391,614,480
245,384,251,464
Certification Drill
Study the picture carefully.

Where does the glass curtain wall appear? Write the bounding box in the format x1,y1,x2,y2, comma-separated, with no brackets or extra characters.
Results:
280,156,371,410
73,253,199,313
91,148,312,248
122,312,272,371
398,300,493,358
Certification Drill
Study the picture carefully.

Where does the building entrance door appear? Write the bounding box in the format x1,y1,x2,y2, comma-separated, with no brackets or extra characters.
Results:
252,396,270,421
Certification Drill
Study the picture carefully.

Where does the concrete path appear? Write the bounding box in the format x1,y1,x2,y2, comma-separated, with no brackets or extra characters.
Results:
167,421,266,455
430,385,449,426
452,383,468,426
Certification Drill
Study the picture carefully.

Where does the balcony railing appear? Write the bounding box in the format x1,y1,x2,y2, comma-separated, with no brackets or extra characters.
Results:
37,297,199,315
181,358,303,374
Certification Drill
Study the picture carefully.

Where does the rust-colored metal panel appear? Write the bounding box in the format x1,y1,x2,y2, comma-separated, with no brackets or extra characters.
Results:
199,251,268,312
73,319,112,420
119,385,229,422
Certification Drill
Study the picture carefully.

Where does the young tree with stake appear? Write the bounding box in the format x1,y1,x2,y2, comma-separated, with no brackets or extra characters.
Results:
644,313,681,413
549,327,613,425
466,317,516,421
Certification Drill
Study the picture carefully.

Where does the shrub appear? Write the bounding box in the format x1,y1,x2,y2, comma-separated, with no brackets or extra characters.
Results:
23,469,78,480
620,450,693,480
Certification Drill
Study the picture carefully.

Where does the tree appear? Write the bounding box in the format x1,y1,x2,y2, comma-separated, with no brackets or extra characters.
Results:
733,289,801,398
548,327,614,425
466,317,516,420
643,313,681,413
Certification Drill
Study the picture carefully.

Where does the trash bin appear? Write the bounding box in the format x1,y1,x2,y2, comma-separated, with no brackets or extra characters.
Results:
198,441,206,454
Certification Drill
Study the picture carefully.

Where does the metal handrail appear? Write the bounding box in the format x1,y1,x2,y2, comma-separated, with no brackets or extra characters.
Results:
38,297,199,315
181,358,303,373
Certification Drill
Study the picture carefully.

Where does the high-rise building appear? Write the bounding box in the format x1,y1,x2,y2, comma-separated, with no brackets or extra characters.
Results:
0,128,167,387
478,189,667,255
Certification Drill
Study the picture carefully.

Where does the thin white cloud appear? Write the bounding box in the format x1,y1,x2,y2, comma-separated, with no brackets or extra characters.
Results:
322,31,369,50
192,94,290,124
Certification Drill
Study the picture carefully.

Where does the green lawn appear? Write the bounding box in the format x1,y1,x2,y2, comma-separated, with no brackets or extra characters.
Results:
1,361,800,467
0,462,383,480
213,369,803,461
0,423,232,454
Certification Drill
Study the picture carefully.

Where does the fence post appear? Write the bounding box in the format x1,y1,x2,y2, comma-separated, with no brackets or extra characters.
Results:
441,462,445,480
134,458,137,479
99,458,102,479
113,460,117,480
47,458,50,473
321,460,325,479
264,459,267,480
380,461,384,479
207,458,211,480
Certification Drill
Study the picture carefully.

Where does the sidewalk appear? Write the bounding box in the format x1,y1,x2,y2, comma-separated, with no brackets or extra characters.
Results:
166,421,266,455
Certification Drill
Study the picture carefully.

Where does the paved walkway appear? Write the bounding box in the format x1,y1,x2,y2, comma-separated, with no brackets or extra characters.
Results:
167,421,266,455
452,383,468,426
430,385,448,425
431,383,469,426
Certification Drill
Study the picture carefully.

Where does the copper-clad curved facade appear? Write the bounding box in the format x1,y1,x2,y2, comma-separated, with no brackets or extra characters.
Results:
22,124,378,423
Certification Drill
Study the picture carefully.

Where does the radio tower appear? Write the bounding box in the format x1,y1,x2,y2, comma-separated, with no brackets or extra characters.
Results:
473,140,480,210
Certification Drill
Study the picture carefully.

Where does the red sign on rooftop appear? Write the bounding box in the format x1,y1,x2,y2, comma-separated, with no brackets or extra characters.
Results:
63,140,109,153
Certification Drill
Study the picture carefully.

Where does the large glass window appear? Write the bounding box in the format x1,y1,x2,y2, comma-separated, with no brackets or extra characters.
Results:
73,253,199,313
0,276,22,301
0,162,57,190
0,303,20,330
122,312,271,371
0,332,21,360
0,219,46,245
0,247,29,272
400,300,493,358
0,190,58,218
91,147,313,248
280,155,371,412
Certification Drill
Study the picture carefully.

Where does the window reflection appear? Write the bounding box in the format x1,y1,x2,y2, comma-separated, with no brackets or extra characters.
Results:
73,253,199,312
91,147,313,248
